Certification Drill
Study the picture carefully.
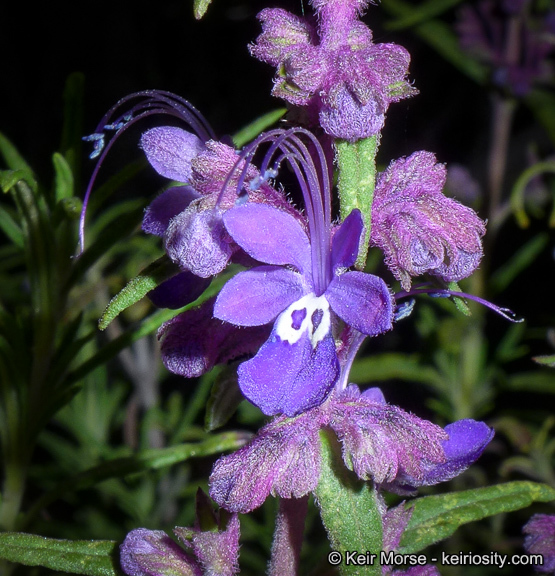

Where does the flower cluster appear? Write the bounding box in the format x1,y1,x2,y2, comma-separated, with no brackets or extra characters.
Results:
250,0,417,140
79,1,524,574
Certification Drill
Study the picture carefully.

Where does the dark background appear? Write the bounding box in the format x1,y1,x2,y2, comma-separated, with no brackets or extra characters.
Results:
2,0,553,334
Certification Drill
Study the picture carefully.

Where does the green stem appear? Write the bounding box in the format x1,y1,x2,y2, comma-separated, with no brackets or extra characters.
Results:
336,136,379,270
314,429,382,576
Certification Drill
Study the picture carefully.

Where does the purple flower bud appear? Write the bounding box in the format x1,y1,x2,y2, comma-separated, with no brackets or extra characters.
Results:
174,493,240,576
523,514,555,573
141,127,206,183
164,207,234,278
371,151,486,290
120,528,201,576
250,2,416,140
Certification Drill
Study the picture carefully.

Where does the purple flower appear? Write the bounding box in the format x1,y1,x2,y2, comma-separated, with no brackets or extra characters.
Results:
120,528,201,576
523,514,555,573
212,130,394,416
120,491,240,576
209,385,494,513
141,129,296,283
250,0,417,140
456,0,555,97
371,151,486,291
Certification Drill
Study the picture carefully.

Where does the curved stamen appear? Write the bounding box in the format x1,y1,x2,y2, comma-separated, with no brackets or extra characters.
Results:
79,90,215,254
220,128,333,294
396,287,523,323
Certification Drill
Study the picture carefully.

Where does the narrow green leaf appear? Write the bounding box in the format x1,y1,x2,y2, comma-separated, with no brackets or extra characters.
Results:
533,354,555,368
193,0,213,19
53,152,74,201
510,162,555,229
65,268,236,387
232,108,288,148
399,481,555,554
99,256,180,329
205,367,244,431
384,0,463,31
0,533,121,576
0,205,24,247
314,430,382,576
0,169,37,194
526,89,555,147
349,353,441,388
381,1,488,84
0,132,33,173
491,233,549,293
505,371,555,394
25,431,249,528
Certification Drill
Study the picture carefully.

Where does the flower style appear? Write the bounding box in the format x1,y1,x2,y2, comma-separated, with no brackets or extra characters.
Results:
371,151,486,291
250,0,417,141
209,385,494,514
120,490,240,576
523,514,555,573
212,129,394,416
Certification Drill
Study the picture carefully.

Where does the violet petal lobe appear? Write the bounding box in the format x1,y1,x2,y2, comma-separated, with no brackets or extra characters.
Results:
159,299,270,378
417,419,495,486
142,186,200,237
330,390,448,484
141,127,206,183
214,266,306,327
523,514,555,573
148,271,211,310
120,528,201,576
326,271,394,336
223,204,312,276
331,208,363,270
237,323,339,417
209,412,321,513
176,514,241,576
165,206,234,278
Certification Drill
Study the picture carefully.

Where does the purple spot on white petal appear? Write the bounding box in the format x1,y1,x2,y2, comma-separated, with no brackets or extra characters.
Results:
311,308,323,332
291,308,307,330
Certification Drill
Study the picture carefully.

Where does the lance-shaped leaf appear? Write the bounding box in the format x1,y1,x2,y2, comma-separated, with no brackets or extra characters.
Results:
0,533,122,576
398,481,555,554
98,256,183,329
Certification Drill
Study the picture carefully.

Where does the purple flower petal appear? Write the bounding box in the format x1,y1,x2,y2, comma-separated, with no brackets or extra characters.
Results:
209,412,321,513
141,127,206,183
416,419,494,485
319,84,385,141
326,271,394,336
330,394,448,484
331,209,363,270
523,514,555,573
147,272,210,310
214,266,306,326
165,207,234,278
223,204,312,276
175,511,241,576
159,299,270,378
238,322,339,417
120,528,201,576
142,186,200,237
